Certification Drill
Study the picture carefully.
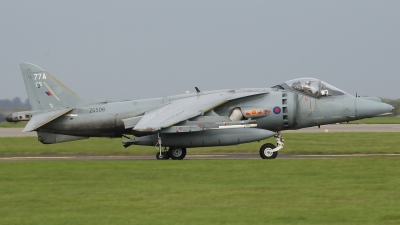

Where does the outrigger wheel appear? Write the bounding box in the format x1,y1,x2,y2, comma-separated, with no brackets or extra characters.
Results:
259,143,278,159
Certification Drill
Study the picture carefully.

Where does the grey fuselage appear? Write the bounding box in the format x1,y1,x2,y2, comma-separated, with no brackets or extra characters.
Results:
38,87,392,139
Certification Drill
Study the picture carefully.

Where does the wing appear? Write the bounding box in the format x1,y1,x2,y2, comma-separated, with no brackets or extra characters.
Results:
133,90,267,132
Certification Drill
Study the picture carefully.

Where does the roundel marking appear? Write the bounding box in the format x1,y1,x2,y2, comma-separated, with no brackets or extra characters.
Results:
273,106,281,114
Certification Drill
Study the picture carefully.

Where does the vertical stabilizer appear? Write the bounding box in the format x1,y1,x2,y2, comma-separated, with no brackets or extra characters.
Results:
20,62,101,110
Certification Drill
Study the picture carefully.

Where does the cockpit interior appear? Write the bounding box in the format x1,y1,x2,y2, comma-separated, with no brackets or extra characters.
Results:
275,78,346,98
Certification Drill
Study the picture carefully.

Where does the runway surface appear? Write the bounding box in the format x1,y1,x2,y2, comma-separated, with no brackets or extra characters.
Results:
0,153,399,162
1,124,400,138
1,125,399,162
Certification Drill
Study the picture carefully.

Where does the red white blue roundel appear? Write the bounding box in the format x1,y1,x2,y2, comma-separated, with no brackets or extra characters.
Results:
273,106,281,114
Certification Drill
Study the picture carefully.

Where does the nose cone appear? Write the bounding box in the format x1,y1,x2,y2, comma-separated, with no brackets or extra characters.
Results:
381,103,395,116
356,98,394,119
6,114,14,122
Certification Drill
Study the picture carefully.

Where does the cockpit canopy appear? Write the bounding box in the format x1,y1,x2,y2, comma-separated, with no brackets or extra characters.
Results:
277,78,345,97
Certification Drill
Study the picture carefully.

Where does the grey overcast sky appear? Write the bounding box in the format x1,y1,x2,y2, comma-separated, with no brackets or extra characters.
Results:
1,1,399,101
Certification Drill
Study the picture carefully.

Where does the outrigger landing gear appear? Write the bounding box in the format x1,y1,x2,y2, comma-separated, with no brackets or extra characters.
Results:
259,131,284,159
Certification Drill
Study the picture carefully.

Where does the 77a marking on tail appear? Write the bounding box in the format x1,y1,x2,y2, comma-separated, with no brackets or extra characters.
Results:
33,73,47,80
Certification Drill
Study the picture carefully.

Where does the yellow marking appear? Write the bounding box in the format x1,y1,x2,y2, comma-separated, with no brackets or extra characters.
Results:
0,156,73,160
186,155,227,157
47,73,76,94
331,116,342,118
297,154,400,157
301,115,306,119
313,117,325,120
203,99,228,112
43,82,60,101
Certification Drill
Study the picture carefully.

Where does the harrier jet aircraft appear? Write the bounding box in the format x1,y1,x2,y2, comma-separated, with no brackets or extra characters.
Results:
7,63,394,160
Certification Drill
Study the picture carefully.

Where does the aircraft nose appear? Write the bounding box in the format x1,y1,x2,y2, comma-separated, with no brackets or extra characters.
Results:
375,102,394,116
383,103,395,115
356,98,394,118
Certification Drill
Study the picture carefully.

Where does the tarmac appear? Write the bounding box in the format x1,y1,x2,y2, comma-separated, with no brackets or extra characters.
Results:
0,153,399,162
1,124,399,161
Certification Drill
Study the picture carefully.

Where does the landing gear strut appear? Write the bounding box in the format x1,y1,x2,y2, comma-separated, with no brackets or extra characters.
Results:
155,133,169,160
259,131,284,159
156,149,170,160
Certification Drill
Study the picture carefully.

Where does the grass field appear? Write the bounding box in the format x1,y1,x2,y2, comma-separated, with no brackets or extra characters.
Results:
346,116,400,124
1,132,400,155
0,121,27,128
1,158,399,225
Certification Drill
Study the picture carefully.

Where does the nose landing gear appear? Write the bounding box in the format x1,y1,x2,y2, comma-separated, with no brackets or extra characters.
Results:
259,132,284,159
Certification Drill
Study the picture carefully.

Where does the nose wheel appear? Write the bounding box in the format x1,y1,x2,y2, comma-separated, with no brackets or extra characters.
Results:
259,143,278,159
259,132,284,159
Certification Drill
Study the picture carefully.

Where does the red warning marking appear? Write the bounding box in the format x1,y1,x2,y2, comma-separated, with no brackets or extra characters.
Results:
251,109,257,115
305,97,309,101
179,127,183,130
264,109,271,115
257,110,263,115
245,111,251,116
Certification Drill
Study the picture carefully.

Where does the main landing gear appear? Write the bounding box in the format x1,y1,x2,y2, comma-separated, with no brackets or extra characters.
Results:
259,132,284,159
154,132,284,160
155,133,187,160
155,147,187,160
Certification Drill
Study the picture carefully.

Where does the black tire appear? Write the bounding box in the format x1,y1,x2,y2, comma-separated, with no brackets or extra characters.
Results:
259,143,278,159
169,147,187,160
156,151,170,160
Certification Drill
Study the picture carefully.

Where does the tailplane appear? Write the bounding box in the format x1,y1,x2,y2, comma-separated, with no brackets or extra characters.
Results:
20,62,105,110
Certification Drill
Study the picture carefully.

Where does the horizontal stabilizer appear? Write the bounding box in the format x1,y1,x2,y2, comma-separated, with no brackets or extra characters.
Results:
23,108,73,132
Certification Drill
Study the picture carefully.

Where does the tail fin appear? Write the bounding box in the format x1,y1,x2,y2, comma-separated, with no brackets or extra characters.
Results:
20,62,104,110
